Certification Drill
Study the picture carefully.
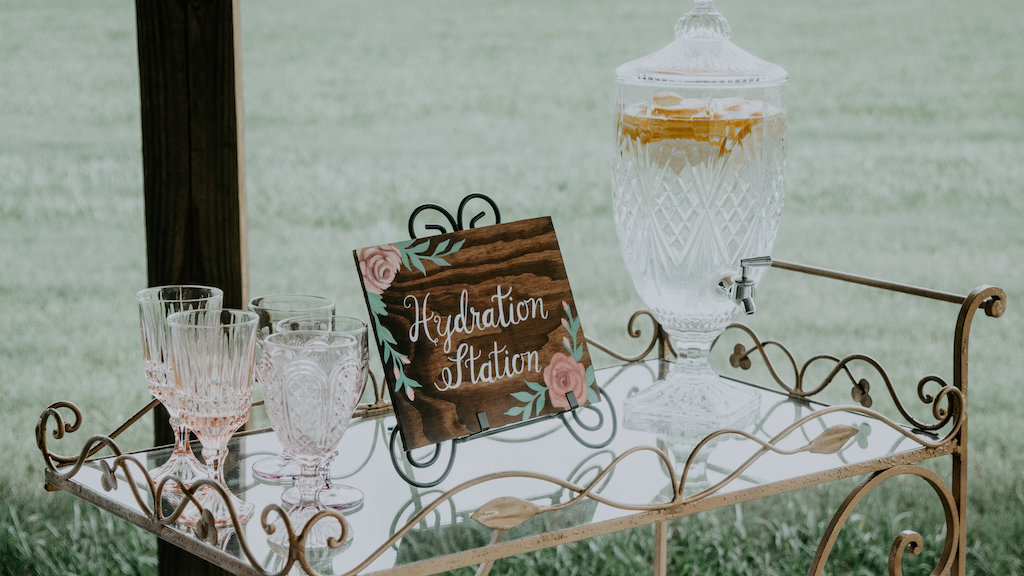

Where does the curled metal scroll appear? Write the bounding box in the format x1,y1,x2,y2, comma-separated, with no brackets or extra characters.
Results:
407,193,501,239
718,324,961,434
558,386,617,449
808,464,959,576
388,425,458,489
586,310,673,364
36,402,349,576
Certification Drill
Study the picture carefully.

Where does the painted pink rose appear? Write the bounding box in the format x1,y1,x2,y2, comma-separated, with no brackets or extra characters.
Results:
358,244,402,294
544,352,588,410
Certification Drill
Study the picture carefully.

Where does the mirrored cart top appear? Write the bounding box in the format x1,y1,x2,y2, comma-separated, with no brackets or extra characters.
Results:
47,358,949,576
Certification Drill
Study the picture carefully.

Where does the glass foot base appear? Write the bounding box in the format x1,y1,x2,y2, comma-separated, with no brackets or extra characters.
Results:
149,451,207,493
283,484,364,511
178,484,255,527
623,366,760,446
252,455,300,483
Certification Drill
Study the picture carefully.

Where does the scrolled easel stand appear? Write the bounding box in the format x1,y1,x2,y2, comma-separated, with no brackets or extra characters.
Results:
387,194,617,488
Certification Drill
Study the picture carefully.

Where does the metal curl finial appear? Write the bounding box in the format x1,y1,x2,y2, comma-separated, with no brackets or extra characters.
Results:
407,193,501,239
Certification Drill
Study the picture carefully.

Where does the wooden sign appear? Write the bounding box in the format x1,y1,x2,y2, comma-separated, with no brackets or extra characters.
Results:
354,217,598,450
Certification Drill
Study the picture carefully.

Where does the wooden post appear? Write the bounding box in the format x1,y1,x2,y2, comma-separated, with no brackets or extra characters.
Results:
135,0,246,573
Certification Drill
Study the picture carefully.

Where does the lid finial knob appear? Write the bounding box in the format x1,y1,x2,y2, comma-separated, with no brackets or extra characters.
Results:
675,0,731,40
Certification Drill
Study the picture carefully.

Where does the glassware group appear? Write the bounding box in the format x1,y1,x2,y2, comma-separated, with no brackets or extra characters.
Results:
137,287,368,531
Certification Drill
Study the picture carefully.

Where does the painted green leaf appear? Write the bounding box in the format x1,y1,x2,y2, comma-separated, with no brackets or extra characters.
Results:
411,255,427,275
585,365,595,387
396,372,421,391
367,292,387,315
511,391,536,403
587,387,598,404
378,326,398,345
505,405,525,417
396,244,411,269
435,238,450,253
536,391,546,413
525,380,547,393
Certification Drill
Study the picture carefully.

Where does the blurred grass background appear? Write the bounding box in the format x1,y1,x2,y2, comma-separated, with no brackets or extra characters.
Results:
1,0,1021,574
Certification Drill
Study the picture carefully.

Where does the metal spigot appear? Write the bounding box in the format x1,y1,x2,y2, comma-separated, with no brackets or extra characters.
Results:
734,256,772,315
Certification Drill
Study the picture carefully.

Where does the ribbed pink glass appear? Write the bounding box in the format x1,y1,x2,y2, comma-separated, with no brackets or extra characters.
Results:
136,285,223,490
168,308,259,526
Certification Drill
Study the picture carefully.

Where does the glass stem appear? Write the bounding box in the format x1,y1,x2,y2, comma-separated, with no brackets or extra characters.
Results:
171,418,192,456
672,340,715,377
204,447,228,487
320,452,337,489
299,464,320,508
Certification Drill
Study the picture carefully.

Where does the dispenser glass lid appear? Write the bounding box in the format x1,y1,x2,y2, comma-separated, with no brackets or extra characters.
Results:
615,0,787,88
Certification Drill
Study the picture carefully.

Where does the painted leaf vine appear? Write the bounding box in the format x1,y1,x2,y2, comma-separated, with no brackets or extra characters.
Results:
505,301,597,421
360,238,465,400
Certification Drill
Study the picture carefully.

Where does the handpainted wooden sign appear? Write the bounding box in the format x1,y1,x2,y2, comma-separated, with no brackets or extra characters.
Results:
354,217,598,450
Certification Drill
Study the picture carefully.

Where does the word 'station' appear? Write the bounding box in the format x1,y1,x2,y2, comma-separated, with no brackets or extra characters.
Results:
354,217,598,450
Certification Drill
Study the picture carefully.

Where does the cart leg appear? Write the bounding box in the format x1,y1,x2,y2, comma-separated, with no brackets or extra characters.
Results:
474,530,506,576
654,520,668,576
951,451,967,576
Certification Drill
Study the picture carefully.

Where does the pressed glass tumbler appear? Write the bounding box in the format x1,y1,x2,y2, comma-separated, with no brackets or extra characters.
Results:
261,328,367,551
248,294,336,482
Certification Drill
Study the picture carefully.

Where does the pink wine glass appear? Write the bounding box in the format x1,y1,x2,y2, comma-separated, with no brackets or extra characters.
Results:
136,285,223,491
169,308,259,525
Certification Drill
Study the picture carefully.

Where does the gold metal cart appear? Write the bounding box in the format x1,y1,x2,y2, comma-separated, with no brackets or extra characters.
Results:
36,261,1005,576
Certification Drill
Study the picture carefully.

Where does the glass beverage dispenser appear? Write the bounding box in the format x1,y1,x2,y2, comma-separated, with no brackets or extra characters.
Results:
613,0,787,431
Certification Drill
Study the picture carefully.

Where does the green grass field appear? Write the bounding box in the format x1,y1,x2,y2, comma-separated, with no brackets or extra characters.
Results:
2,0,1022,574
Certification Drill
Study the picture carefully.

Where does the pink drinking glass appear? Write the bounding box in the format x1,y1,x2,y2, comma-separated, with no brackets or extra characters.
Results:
273,315,369,511
168,308,259,525
248,294,336,483
261,327,367,551
136,285,223,491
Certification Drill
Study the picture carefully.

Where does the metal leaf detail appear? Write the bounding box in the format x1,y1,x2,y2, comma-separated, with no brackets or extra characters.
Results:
99,461,118,492
803,425,859,455
471,497,541,530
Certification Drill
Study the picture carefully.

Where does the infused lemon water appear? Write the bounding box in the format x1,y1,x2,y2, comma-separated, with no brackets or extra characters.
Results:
613,92,786,352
